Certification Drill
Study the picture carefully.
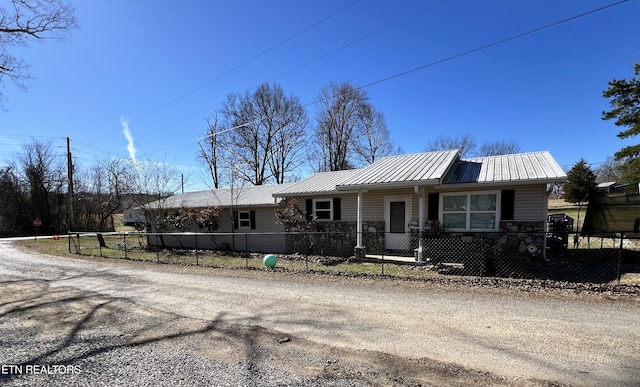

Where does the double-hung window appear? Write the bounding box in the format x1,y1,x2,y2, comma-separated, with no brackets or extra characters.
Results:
441,192,498,231
238,211,251,229
233,210,255,230
314,199,332,220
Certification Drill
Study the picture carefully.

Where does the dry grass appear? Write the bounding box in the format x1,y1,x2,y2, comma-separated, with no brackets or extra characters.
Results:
14,217,640,288
14,236,438,280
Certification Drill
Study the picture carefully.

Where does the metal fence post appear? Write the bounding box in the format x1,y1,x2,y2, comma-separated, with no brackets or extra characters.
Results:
195,234,199,266
245,233,249,268
617,232,624,285
381,243,385,276
123,233,128,259
156,234,159,263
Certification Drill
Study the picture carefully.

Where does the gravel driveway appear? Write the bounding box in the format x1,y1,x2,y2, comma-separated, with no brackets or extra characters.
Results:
1,240,639,386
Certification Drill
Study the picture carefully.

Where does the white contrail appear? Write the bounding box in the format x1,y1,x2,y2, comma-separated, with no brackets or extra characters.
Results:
121,117,139,170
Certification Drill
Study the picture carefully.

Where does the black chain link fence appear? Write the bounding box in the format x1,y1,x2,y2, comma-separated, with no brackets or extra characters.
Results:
67,230,640,286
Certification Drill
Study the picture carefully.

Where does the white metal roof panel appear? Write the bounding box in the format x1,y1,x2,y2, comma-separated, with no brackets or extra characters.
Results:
273,169,361,196
337,150,459,189
443,151,567,184
149,183,293,209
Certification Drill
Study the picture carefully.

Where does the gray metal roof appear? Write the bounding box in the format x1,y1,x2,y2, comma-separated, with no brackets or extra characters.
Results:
149,184,293,209
336,150,460,189
442,151,567,185
273,169,361,196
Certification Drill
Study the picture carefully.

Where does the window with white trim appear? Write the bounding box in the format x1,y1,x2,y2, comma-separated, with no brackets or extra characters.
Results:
441,192,498,231
314,199,332,220
238,211,251,229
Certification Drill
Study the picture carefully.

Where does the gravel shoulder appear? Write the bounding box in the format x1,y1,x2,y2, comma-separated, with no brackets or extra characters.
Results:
1,278,522,386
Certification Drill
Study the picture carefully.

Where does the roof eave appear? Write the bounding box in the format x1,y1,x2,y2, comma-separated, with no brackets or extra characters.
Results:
336,179,441,191
436,177,567,190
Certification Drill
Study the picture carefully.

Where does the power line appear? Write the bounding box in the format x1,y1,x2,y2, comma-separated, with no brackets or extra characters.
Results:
135,1,449,143
187,0,628,149
266,0,449,85
349,0,629,95
131,0,361,126
88,0,631,162
82,0,361,150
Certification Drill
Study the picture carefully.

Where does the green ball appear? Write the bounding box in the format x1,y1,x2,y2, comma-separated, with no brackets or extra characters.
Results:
263,254,277,268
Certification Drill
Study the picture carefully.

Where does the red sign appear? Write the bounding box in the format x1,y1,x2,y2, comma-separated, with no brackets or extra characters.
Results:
33,219,42,228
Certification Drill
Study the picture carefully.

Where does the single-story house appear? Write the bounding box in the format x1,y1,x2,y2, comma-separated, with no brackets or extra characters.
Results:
134,183,293,252
272,150,567,260
141,149,567,260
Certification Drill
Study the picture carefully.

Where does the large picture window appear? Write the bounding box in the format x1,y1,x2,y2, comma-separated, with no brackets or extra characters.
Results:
441,192,497,231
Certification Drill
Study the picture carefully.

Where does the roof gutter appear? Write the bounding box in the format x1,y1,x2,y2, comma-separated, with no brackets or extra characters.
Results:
335,179,440,191
433,177,567,190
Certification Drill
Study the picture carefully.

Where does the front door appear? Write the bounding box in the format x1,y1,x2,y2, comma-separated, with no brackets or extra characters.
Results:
385,196,412,251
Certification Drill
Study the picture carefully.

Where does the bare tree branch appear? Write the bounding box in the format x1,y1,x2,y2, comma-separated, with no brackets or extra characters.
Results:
0,0,77,105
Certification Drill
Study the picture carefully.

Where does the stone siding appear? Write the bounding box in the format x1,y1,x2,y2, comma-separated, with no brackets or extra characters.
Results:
422,220,546,275
284,221,385,257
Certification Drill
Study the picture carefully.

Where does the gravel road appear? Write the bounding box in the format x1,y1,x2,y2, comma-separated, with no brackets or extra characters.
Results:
1,240,639,386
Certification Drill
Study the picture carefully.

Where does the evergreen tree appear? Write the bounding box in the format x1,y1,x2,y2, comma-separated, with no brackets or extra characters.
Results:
602,63,640,183
563,159,597,204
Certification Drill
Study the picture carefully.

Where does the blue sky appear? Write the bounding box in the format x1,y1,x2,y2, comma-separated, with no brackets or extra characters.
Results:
1,0,639,192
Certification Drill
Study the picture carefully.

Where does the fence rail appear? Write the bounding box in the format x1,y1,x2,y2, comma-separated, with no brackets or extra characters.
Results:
66,230,640,287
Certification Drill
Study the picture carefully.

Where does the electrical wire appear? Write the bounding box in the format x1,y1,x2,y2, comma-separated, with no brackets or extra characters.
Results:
135,0,449,143
82,0,361,150
187,0,629,148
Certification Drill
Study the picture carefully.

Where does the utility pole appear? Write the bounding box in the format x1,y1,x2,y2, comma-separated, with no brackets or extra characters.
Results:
67,137,75,231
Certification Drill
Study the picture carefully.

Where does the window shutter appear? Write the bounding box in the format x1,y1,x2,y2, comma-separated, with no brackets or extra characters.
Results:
501,190,515,221
333,198,341,220
427,193,439,220
233,211,238,230
305,199,313,221
250,210,256,230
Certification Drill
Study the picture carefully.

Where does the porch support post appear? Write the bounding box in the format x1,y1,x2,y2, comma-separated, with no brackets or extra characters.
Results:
356,190,363,247
416,185,424,261
355,190,365,259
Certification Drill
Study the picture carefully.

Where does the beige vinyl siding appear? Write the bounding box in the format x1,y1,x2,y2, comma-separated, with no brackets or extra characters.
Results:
255,207,286,232
513,185,547,221
163,207,286,252
207,207,286,233
215,208,234,233
435,185,548,222
287,194,357,222
340,195,357,221
362,188,420,222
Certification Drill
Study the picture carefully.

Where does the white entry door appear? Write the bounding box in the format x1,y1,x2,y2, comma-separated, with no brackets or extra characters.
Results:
385,196,412,251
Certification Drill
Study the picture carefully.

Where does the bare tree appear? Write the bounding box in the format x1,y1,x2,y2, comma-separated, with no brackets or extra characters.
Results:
313,81,371,171
424,134,477,158
221,82,308,185
0,164,29,235
424,135,521,158
95,158,138,230
130,156,182,227
478,140,522,156
198,115,225,189
267,92,308,184
0,0,77,105
595,156,623,183
17,139,66,233
354,106,394,165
